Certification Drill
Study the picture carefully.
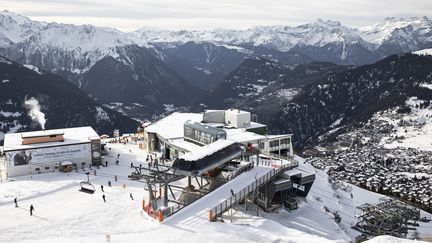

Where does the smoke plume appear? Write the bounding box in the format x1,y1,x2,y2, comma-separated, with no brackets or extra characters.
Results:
24,97,46,129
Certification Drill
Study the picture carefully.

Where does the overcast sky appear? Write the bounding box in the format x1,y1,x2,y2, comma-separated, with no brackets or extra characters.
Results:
1,0,431,32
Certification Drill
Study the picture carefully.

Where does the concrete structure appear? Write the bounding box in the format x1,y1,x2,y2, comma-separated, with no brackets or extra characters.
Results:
224,109,251,128
144,109,293,160
2,127,101,177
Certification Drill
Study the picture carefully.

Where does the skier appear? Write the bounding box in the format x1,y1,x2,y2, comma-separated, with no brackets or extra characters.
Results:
130,193,134,200
114,175,118,182
29,204,34,216
101,185,104,192
130,162,133,168
14,198,18,208
117,153,120,158
105,161,108,167
230,189,235,196
115,160,119,165
102,194,106,203
108,181,112,187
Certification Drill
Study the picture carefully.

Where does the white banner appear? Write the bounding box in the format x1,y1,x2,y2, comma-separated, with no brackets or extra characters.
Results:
6,144,91,166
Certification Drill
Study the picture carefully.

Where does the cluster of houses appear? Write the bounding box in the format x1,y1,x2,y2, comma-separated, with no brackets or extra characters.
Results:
305,114,432,211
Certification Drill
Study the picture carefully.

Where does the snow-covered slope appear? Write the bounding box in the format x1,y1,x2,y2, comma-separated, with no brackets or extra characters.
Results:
413,48,432,56
7,23,135,75
0,10,44,46
360,17,432,46
1,143,429,242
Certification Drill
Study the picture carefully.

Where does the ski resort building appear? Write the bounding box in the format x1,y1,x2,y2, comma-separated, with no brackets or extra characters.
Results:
1,126,101,177
137,109,315,217
143,109,293,161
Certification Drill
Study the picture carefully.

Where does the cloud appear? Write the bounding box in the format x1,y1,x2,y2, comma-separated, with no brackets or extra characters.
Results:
1,0,431,31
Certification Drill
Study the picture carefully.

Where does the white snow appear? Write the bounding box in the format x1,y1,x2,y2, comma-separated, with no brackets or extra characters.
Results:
276,88,301,101
330,117,343,128
366,235,429,243
3,126,99,151
380,97,432,151
23,64,42,75
2,79,9,83
163,104,175,113
413,48,432,56
179,140,235,161
0,56,12,64
145,112,203,140
0,143,429,242
166,166,272,224
0,10,45,44
0,111,20,117
419,82,432,90
95,106,110,121
360,17,432,47
132,103,143,107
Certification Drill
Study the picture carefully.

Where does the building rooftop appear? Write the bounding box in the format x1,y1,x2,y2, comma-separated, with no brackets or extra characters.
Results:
225,129,266,143
179,140,236,161
225,109,250,115
145,111,267,142
168,138,202,152
21,130,64,139
145,112,203,140
3,126,99,151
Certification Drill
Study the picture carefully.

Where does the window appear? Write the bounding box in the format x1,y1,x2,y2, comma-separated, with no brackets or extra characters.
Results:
35,168,40,171
280,138,290,146
45,167,50,170
269,140,279,148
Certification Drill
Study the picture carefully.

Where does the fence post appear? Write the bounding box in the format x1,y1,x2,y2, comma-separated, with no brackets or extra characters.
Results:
209,209,213,222
158,210,163,223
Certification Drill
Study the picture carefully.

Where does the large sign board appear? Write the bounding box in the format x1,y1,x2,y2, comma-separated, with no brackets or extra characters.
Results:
5,144,91,166
91,139,101,165
113,129,120,138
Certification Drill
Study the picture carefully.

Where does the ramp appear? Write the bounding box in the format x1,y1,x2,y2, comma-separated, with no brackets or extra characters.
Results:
163,166,273,228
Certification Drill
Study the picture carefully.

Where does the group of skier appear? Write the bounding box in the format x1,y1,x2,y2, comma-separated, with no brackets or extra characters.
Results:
13,198,34,216
100,180,135,203
13,149,148,217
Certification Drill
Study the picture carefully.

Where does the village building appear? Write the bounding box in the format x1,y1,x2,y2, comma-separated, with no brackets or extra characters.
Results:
1,126,101,177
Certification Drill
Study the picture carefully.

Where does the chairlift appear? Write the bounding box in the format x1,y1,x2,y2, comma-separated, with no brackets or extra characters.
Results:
79,172,96,194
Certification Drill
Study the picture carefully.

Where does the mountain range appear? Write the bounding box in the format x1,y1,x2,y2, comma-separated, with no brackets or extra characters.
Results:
270,52,432,149
1,10,432,130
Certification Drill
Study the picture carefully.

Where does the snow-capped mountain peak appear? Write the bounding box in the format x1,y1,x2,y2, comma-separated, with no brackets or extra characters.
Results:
360,16,432,45
26,22,133,52
0,10,44,44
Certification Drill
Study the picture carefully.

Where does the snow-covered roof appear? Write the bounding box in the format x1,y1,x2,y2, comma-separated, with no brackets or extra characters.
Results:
145,112,203,140
179,140,235,161
3,126,99,151
21,130,64,138
248,122,267,129
168,138,202,152
225,129,266,143
266,134,293,140
225,109,250,115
